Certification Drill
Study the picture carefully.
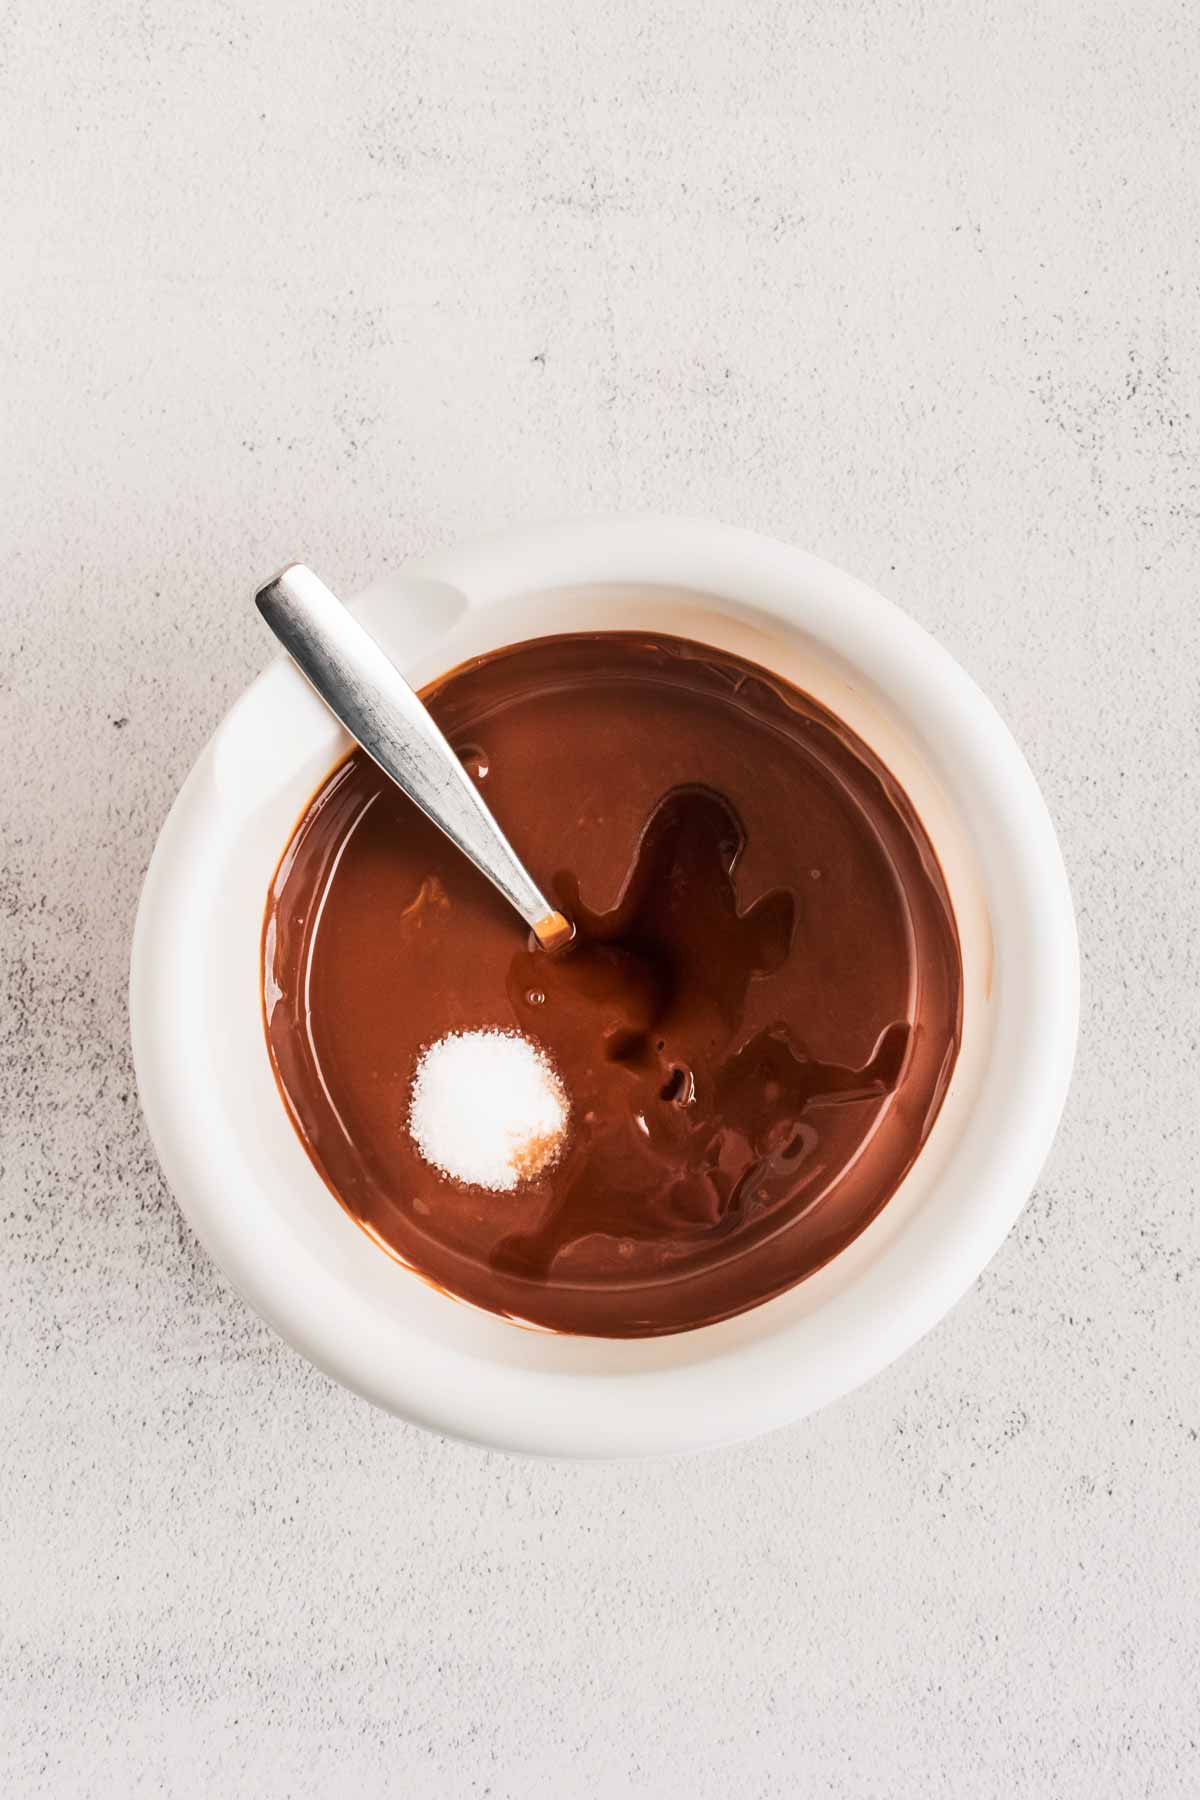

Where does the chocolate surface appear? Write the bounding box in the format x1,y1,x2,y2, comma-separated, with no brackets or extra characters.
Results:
263,631,962,1336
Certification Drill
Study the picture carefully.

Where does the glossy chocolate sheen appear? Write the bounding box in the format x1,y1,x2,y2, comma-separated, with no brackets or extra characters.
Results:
263,631,962,1337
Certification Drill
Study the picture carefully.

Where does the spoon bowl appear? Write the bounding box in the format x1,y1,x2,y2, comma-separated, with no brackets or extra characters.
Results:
131,518,1077,1456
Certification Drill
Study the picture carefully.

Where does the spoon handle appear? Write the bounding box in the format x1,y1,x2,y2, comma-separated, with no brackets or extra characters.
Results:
256,564,571,949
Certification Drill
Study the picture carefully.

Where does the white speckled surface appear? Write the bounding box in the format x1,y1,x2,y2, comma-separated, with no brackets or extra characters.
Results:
2,1,1198,1794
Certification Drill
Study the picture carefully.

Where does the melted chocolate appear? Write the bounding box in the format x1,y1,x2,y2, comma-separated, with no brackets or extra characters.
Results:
263,632,962,1337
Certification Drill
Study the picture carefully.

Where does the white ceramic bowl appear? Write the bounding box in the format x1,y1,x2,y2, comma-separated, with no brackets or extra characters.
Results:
130,517,1078,1457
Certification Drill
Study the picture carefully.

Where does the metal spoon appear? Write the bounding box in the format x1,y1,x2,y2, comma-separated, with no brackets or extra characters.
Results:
255,563,573,951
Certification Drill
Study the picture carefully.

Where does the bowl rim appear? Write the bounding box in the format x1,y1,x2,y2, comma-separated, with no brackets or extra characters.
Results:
130,515,1078,1457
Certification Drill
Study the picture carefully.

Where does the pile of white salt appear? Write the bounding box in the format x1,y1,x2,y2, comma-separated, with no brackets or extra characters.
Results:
407,1029,569,1192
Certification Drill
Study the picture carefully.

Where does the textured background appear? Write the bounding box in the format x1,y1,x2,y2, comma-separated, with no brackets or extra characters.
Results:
2,1,1198,1795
